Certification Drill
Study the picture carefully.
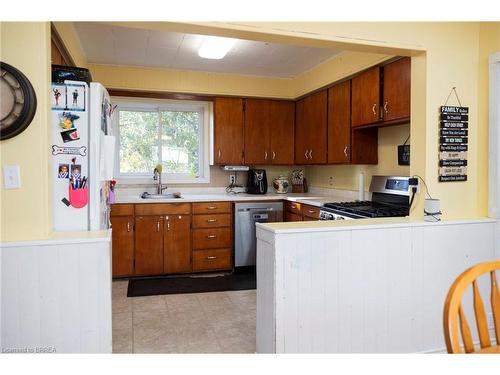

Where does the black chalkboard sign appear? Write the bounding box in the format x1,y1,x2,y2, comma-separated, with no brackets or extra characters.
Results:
439,105,469,182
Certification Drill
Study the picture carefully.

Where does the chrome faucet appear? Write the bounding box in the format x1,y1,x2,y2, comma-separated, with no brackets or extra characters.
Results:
153,165,167,195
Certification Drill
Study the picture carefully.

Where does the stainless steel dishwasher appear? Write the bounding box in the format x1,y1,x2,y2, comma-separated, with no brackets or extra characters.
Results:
234,202,283,267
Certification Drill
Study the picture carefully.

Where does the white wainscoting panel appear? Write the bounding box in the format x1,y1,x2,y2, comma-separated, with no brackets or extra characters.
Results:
256,220,496,353
0,235,112,353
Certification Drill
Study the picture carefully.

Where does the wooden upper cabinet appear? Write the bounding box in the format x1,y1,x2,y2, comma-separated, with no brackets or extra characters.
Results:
244,99,271,164
110,216,134,277
382,57,411,122
134,216,164,275
351,66,380,127
214,97,244,165
269,100,295,164
244,99,294,165
164,215,192,274
295,90,327,164
328,81,351,163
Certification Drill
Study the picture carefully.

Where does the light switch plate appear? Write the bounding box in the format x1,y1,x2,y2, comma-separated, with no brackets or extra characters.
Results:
3,165,21,189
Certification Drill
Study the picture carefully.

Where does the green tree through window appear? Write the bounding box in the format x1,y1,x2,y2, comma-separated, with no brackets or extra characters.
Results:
118,105,203,178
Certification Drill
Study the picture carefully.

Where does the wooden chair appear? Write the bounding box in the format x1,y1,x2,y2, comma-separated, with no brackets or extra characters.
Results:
443,260,500,353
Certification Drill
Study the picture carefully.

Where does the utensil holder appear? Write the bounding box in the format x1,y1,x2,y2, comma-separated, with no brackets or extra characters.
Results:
69,186,88,208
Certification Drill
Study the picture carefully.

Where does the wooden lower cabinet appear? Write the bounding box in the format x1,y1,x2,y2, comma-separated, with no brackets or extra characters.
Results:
110,202,233,276
164,215,192,274
193,248,232,271
284,202,320,222
284,211,303,222
134,215,164,275
110,216,134,277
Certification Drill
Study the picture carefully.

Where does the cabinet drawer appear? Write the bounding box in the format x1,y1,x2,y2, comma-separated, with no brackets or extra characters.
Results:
192,249,232,271
302,204,320,219
285,201,302,215
192,202,231,214
192,228,231,249
110,204,134,217
192,214,231,229
134,203,191,216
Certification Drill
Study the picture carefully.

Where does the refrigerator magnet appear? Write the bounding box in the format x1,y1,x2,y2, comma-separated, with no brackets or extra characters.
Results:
58,164,70,179
51,84,66,110
66,84,85,111
60,128,80,143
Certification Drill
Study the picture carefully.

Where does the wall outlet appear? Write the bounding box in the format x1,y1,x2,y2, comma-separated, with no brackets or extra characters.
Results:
229,174,236,185
329,176,334,186
3,165,21,189
409,177,420,193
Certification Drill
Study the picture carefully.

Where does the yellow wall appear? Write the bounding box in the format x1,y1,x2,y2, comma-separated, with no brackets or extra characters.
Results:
0,22,51,241
89,63,295,98
478,23,500,215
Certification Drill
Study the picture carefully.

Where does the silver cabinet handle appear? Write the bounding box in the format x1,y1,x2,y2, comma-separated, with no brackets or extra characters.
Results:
207,219,217,223
127,222,130,232
304,150,308,159
384,101,388,113
344,146,348,158
272,151,276,160
218,149,221,159
206,206,216,210
166,220,170,231
372,103,377,115
157,221,160,231
307,210,316,214
206,235,217,239
206,256,217,260
309,150,313,159
264,151,268,160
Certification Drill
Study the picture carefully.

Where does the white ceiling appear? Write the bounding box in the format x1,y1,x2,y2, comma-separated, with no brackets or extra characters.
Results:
73,23,342,79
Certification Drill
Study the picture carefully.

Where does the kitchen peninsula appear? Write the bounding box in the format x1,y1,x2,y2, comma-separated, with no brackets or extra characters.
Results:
255,217,497,353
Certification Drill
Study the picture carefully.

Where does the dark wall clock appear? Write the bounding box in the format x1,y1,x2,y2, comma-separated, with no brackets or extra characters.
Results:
1,62,37,140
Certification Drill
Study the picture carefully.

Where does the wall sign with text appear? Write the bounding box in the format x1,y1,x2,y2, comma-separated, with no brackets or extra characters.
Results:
439,106,468,182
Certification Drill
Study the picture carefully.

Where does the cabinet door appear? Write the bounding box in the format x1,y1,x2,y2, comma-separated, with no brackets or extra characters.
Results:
214,97,244,165
383,57,411,122
244,99,271,165
164,215,192,274
284,211,303,222
328,81,351,163
111,216,134,277
351,66,380,127
269,100,295,164
295,90,327,164
134,216,164,275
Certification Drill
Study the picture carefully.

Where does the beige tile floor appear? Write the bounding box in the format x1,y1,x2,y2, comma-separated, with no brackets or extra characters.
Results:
112,280,257,353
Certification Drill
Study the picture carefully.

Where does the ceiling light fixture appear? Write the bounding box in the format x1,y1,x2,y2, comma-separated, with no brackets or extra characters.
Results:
198,36,236,60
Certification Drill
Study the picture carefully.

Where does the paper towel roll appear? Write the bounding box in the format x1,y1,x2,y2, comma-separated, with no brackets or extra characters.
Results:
358,172,365,201
100,135,116,181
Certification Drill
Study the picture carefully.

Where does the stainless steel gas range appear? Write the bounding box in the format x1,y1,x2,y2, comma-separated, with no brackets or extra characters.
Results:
319,176,411,220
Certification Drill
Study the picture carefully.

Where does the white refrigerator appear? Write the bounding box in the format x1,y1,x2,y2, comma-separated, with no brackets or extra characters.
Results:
51,80,115,231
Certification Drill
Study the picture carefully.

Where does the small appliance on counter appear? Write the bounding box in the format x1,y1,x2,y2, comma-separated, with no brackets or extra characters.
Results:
246,169,267,194
273,175,289,194
319,175,410,220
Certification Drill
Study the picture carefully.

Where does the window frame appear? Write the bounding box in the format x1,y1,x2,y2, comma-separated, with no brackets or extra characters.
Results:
112,97,213,184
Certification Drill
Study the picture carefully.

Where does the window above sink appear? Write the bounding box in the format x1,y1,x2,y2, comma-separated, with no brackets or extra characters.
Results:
112,97,213,184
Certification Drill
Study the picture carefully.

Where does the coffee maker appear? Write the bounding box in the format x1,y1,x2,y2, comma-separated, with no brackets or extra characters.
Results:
246,169,267,194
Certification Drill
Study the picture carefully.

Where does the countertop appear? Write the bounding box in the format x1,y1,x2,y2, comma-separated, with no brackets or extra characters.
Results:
256,216,497,234
114,192,344,207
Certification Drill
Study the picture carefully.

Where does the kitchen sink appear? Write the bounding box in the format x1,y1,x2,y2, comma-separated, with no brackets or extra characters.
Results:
140,192,182,199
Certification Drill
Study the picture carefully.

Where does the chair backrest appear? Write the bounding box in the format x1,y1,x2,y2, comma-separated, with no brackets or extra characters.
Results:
443,260,500,353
